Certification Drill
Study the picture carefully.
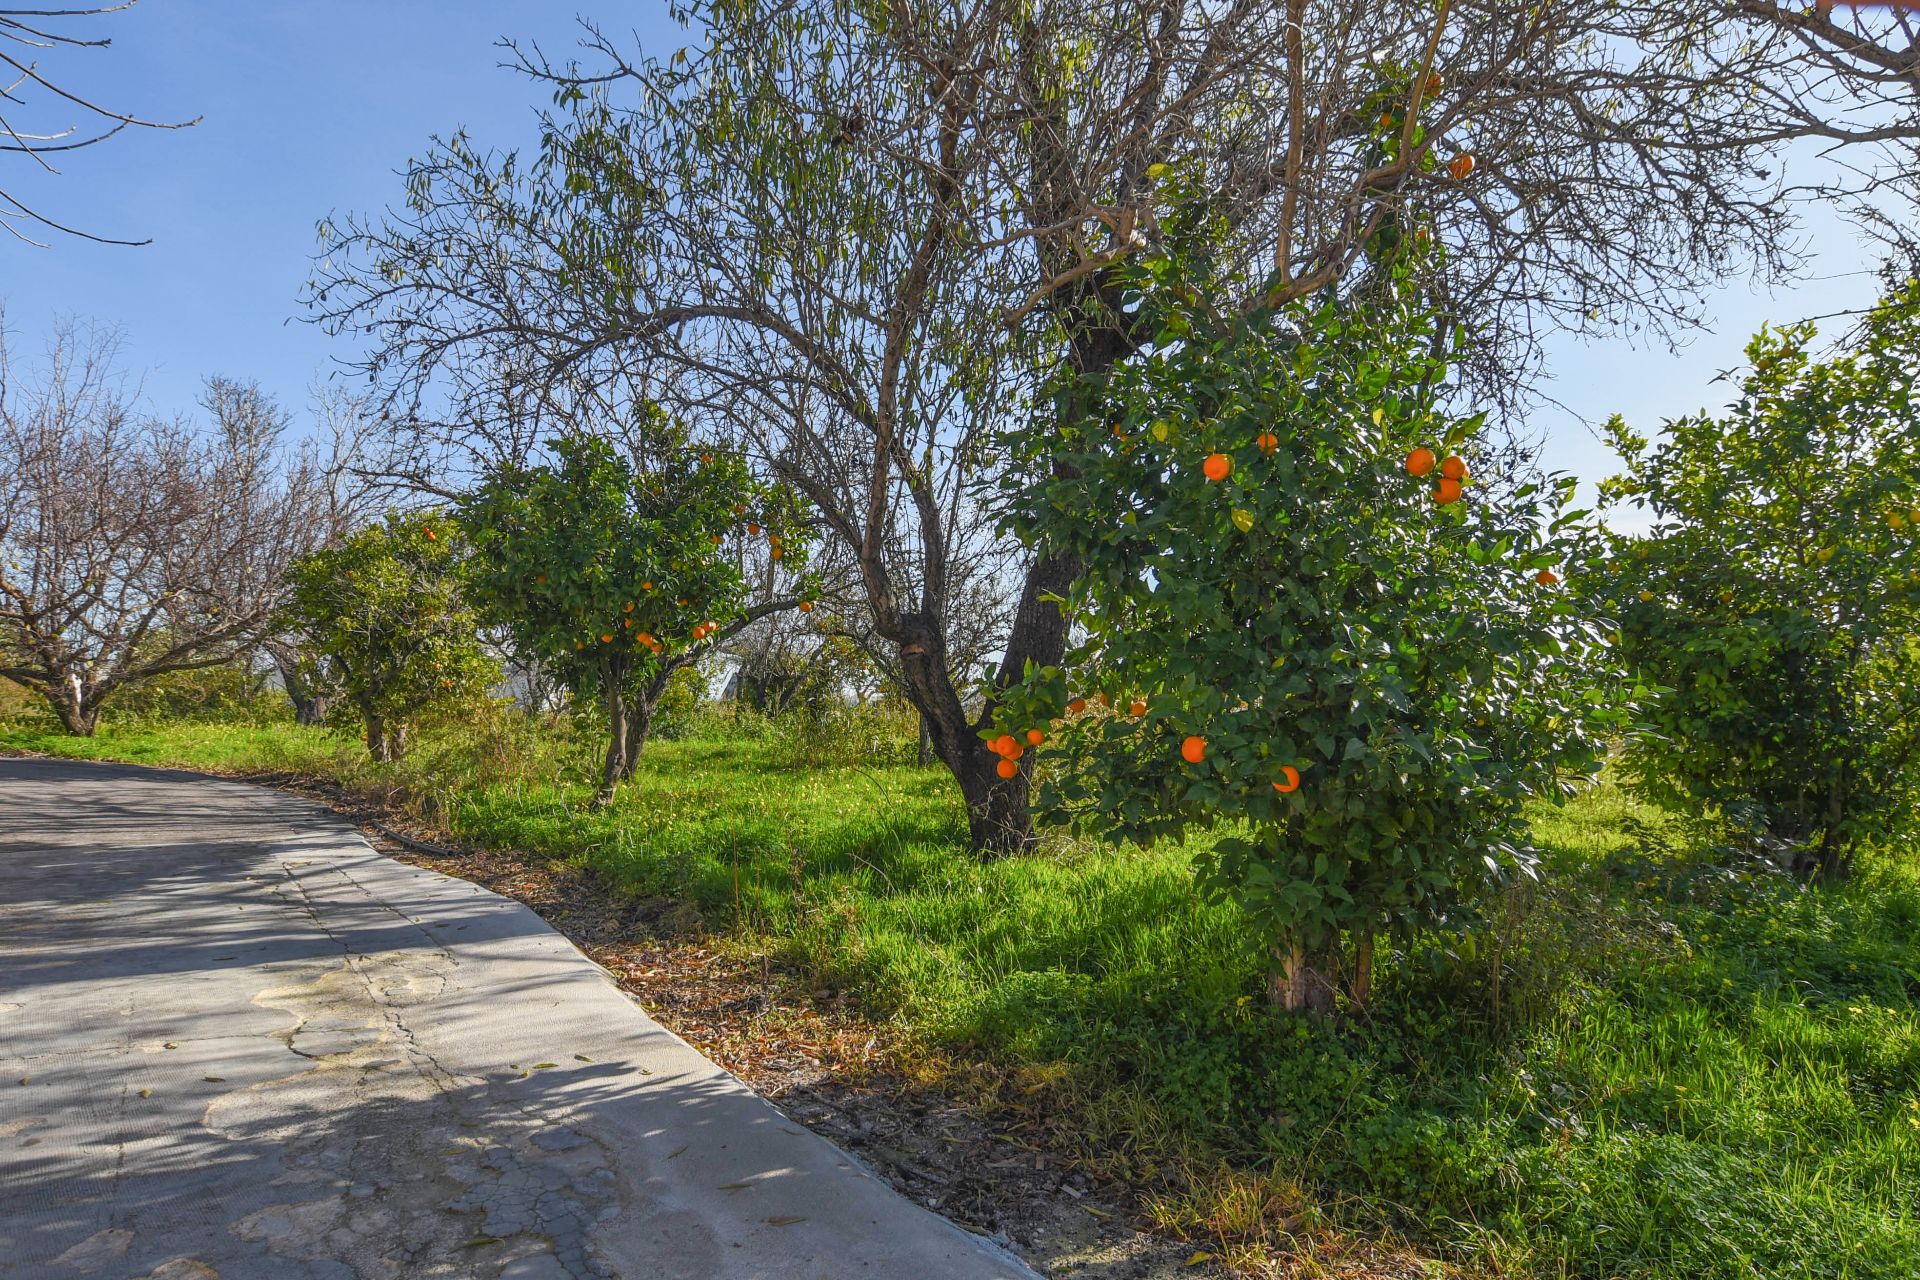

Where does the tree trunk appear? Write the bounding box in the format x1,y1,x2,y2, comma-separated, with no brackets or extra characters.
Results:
593,680,630,809
48,678,100,737
1349,934,1375,1011
618,687,655,783
1269,943,1341,1015
365,712,389,763
917,712,931,768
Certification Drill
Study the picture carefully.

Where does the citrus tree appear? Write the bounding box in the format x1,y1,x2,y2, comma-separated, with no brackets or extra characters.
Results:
1597,281,1920,879
998,260,1621,1013
282,512,495,761
458,423,811,807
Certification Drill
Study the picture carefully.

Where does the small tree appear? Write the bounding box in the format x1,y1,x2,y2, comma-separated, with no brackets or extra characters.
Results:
1598,282,1920,879
281,512,495,761
999,261,1619,1013
458,425,809,807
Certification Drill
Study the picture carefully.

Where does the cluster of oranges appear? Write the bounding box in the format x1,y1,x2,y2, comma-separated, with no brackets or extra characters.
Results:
1404,447,1467,504
986,728,1046,778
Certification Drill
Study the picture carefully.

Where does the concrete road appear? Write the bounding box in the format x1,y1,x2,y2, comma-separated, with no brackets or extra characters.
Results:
0,758,1036,1280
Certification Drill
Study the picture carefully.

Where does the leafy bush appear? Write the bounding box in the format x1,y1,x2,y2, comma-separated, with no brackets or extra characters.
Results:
281,511,496,761
1598,282,1920,877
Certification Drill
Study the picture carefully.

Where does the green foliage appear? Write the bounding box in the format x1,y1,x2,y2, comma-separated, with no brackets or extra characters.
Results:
1001,273,1621,978
457,421,808,711
281,511,496,755
1598,282,1920,875
100,658,271,723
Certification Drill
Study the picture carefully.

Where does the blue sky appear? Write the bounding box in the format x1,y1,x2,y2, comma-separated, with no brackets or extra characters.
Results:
0,1,1892,507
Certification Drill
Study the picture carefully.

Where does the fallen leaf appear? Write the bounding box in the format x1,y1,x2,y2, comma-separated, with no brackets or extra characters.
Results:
164,1042,179,1050
17,1076,28,1086
1185,1250,1214,1266
717,1181,754,1191
765,1215,805,1226
532,1063,557,1069
139,1089,152,1098
1081,1205,1110,1219
573,1054,593,1062
203,1077,226,1083
666,1144,689,1159
456,1236,501,1250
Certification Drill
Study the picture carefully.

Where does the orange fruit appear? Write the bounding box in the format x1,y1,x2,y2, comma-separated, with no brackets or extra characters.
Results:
1425,72,1443,95
1026,729,1045,746
799,600,814,612
1448,153,1475,180
1440,455,1467,481
623,618,633,629
1097,692,1112,708
1181,735,1206,764
1202,453,1232,482
1068,697,1087,715
1380,112,1397,131
996,758,1019,779
423,528,437,541
1535,569,1560,586
1129,698,1148,718
1405,447,1436,477
601,634,614,644
1273,765,1302,794
990,734,1016,757
772,548,783,560
642,581,653,590
1256,431,1279,454
624,601,634,613
700,451,713,464
748,523,761,535
678,597,689,606
1433,477,1464,505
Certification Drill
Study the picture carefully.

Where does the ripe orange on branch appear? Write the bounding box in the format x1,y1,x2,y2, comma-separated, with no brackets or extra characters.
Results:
1026,729,1045,746
996,758,1019,779
1273,765,1302,793
1202,453,1232,482
1434,477,1464,505
1440,455,1467,481
1535,569,1560,586
1256,432,1279,455
1447,153,1475,180
1181,735,1207,764
1130,698,1148,717
1405,447,1436,477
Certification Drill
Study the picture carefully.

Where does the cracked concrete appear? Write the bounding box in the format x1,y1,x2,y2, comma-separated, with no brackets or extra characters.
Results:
0,758,1038,1280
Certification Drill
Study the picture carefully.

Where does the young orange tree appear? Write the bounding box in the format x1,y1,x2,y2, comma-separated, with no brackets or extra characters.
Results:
282,511,496,762
1597,282,1920,879
458,422,809,806
998,262,1621,1013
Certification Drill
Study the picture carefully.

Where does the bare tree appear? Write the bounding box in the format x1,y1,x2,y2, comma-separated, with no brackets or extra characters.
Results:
0,324,324,733
1,2,198,245
311,0,1920,852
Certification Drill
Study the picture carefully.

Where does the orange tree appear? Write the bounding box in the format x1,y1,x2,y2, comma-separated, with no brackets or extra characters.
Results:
282,511,496,762
997,264,1622,1013
1595,282,1920,880
458,424,809,806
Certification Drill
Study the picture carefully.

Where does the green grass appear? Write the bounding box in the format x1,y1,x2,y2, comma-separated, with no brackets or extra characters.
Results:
6,708,1917,1279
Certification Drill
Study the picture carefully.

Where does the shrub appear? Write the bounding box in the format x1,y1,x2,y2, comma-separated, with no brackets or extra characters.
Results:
1001,254,1621,1012
1597,282,1920,878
